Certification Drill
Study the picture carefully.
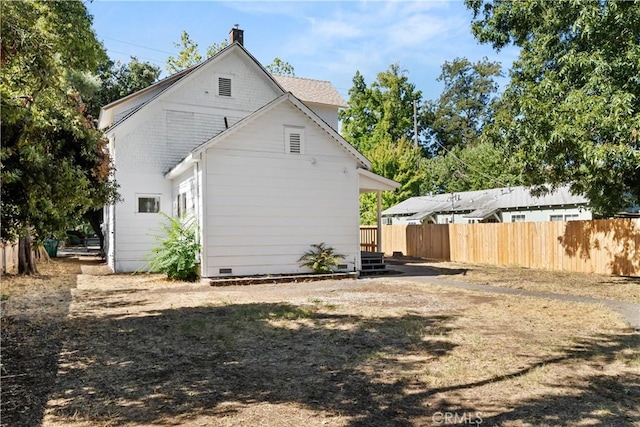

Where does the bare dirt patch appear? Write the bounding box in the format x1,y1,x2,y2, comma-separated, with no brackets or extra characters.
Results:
2,257,639,427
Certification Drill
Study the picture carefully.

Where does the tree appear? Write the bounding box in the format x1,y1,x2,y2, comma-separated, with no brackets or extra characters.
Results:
1,0,117,273
465,0,640,215
424,57,502,155
87,57,161,120
266,58,295,76
421,141,523,195
340,65,424,153
166,31,202,74
206,40,229,58
78,57,160,249
360,136,426,224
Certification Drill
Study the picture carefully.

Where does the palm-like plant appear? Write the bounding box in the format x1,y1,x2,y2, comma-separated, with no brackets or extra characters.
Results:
298,243,345,274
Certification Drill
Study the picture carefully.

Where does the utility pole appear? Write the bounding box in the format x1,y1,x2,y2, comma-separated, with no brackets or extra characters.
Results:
413,99,419,147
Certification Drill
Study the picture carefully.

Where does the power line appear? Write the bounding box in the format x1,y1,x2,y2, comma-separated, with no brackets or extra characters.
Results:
101,36,177,55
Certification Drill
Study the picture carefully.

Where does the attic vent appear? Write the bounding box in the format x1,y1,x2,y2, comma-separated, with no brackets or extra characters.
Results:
218,77,231,97
289,133,301,154
285,126,304,154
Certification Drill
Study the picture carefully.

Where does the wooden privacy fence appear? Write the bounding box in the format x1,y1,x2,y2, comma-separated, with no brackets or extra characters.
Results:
378,218,640,276
1,243,19,275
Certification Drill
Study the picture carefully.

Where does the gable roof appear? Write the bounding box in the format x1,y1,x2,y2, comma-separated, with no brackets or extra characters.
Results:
100,42,285,133
165,92,370,179
99,43,348,132
273,75,348,108
383,185,589,219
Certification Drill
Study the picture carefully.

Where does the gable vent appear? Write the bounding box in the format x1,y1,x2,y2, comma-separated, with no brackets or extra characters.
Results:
218,77,231,97
288,132,301,154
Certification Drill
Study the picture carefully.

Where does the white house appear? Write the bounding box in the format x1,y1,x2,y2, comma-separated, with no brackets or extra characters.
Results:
99,28,399,276
382,185,592,225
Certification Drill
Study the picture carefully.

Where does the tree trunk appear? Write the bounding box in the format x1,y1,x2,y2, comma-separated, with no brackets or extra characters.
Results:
18,234,38,275
83,208,104,254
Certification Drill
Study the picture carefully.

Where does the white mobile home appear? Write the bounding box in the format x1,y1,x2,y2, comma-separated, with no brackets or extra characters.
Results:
99,28,398,276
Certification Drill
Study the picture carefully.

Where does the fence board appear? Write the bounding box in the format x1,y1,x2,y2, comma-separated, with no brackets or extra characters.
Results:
373,218,640,277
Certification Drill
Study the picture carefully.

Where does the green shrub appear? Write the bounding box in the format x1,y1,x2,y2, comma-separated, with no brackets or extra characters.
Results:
148,214,200,281
298,242,345,274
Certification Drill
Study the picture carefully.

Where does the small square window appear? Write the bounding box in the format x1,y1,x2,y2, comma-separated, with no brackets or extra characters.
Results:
138,196,160,213
218,77,231,97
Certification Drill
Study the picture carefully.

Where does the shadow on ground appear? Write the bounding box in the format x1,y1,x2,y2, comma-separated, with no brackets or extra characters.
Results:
0,257,86,427
385,257,469,277
44,298,640,426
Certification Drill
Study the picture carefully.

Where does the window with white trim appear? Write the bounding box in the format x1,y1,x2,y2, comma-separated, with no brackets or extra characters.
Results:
137,195,160,213
550,214,564,222
564,214,579,221
218,77,232,97
285,127,304,154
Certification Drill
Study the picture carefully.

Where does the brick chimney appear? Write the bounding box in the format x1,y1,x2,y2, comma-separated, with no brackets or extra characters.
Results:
229,25,244,46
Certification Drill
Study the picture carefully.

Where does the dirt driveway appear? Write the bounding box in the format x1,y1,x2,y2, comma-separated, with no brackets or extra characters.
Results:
2,257,639,426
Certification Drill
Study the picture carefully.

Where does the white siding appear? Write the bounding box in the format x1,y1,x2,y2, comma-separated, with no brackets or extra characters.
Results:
108,50,285,272
111,171,172,272
305,102,340,130
203,102,360,277
502,207,591,223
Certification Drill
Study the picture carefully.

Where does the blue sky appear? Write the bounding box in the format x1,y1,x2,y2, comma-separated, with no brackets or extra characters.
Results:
86,1,519,101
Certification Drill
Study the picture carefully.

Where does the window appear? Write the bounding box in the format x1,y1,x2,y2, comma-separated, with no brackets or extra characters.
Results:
138,196,160,213
511,214,525,222
176,193,187,216
285,127,304,154
564,214,579,221
218,77,232,97
382,217,392,225
550,215,564,222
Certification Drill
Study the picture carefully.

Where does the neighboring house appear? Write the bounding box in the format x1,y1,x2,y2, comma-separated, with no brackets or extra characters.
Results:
98,28,399,276
382,185,592,225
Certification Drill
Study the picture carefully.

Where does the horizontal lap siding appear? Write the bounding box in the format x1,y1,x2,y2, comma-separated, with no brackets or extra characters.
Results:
111,50,284,272
112,171,172,272
204,103,359,277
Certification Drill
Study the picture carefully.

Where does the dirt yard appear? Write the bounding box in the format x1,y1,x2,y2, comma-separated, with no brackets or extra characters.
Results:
1,257,639,426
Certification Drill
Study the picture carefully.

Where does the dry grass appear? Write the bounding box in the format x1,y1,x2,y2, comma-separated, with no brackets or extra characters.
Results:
395,259,640,304
2,257,639,427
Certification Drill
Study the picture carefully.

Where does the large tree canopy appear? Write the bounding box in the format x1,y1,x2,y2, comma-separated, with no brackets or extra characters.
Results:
1,0,117,272
466,0,640,215
424,57,502,155
340,64,424,153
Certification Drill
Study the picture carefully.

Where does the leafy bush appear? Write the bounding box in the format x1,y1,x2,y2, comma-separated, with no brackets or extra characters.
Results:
298,243,345,274
148,214,200,281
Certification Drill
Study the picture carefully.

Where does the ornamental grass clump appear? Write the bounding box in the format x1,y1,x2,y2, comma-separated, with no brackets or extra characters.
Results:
148,214,200,281
298,242,345,274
